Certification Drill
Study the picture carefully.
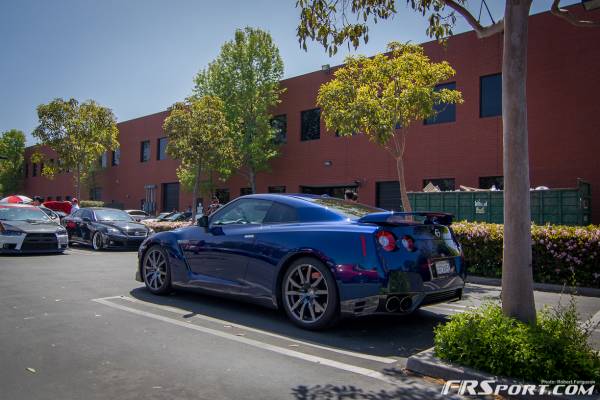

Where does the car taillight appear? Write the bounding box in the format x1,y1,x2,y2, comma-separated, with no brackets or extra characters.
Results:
376,231,396,252
401,235,416,252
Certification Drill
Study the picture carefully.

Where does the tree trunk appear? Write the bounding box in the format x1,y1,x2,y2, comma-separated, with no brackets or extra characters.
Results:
395,156,412,213
75,165,81,200
501,0,536,324
248,167,257,194
191,164,201,223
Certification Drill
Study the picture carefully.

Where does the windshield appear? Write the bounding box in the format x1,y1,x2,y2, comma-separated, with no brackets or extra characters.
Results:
0,206,52,222
307,197,382,219
94,209,133,222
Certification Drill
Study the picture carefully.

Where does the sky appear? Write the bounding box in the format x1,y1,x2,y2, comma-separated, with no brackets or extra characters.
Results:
0,0,578,144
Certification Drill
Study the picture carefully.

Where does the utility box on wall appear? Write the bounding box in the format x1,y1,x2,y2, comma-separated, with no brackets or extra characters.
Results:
377,179,591,226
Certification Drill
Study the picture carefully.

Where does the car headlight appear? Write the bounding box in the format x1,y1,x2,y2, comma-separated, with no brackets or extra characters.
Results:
148,228,155,235
107,227,121,234
0,223,23,236
56,227,67,235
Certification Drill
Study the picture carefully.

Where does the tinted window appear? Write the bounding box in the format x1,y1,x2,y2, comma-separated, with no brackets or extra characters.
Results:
157,137,168,160
81,209,94,220
263,202,297,224
301,108,321,141
140,140,150,162
94,209,133,222
112,148,120,166
480,74,502,118
305,197,381,219
424,82,456,125
212,199,272,225
32,163,37,176
271,114,287,144
0,206,50,222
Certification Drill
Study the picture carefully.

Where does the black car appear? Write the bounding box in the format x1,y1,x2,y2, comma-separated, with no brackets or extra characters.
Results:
62,207,154,251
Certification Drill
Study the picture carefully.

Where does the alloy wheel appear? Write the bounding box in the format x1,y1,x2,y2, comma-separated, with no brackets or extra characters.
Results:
144,248,168,291
284,263,329,323
92,232,103,250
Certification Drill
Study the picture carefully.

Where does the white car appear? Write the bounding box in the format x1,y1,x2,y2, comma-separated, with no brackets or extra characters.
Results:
0,204,68,253
125,209,151,222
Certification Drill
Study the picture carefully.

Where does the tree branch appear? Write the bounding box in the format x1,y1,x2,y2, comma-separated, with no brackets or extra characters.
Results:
551,0,600,28
443,0,504,38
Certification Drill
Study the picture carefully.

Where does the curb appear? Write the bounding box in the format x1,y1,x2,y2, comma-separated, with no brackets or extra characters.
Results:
467,276,600,298
406,348,595,399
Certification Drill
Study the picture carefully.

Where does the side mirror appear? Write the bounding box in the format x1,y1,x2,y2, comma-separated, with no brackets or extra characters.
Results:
197,215,209,228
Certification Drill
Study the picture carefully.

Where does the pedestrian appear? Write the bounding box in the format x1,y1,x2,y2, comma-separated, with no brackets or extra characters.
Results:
70,198,80,214
32,196,43,206
344,190,358,203
196,201,204,217
208,196,221,215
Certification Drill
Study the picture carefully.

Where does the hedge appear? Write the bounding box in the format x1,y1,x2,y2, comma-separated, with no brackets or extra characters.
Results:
453,222,600,288
79,200,104,208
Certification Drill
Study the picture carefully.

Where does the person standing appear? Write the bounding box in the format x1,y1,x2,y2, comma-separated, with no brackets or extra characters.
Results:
70,198,80,214
208,196,221,215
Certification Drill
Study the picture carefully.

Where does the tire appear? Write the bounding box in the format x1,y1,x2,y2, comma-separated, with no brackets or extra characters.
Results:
92,231,104,251
142,245,172,295
281,257,339,330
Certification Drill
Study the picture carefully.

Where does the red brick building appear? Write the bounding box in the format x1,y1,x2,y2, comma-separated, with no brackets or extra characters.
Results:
23,8,600,222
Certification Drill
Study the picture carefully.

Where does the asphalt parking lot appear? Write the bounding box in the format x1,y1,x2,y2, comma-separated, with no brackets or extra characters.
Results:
1,248,599,400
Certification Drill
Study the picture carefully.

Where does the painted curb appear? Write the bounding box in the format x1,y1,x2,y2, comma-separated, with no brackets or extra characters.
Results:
467,276,600,298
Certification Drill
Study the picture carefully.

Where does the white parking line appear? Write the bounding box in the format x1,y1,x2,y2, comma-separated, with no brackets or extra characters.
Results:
92,297,397,384
94,295,397,364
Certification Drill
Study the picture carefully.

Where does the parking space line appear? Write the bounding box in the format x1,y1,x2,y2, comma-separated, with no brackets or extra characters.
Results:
92,297,398,384
94,295,398,364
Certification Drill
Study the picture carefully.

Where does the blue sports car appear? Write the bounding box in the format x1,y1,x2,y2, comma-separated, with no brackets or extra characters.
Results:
136,194,466,330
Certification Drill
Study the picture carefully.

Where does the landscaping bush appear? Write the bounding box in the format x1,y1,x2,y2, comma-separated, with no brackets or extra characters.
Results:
142,220,191,232
453,222,600,288
434,301,600,383
79,200,104,208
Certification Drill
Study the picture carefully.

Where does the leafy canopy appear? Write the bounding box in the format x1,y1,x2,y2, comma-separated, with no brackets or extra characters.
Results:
193,27,285,178
163,96,239,192
0,129,26,195
33,98,118,181
317,42,462,153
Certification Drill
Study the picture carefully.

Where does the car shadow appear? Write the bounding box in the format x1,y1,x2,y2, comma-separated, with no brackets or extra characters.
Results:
129,286,449,360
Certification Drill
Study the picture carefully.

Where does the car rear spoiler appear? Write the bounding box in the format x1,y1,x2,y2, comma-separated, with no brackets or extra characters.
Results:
357,211,453,226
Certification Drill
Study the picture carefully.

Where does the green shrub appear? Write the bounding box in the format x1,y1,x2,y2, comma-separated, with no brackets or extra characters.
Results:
79,200,104,208
434,301,600,383
452,222,600,288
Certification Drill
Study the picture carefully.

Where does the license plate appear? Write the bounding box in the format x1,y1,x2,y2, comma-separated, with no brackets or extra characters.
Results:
435,260,451,275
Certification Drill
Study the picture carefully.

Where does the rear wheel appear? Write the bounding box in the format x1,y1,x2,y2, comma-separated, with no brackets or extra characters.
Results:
142,245,172,295
281,257,339,330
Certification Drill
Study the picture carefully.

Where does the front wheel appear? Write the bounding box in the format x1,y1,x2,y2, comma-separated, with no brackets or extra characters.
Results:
92,231,104,251
142,245,172,295
281,257,339,330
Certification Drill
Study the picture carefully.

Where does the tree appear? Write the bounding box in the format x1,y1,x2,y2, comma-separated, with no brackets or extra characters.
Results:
296,0,600,324
194,27,285,193
318,42,462,212
163,96,239,222
0,129,26,196
33,98,119,199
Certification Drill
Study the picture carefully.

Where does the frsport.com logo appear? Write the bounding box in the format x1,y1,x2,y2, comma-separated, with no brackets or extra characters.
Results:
440,379,597,396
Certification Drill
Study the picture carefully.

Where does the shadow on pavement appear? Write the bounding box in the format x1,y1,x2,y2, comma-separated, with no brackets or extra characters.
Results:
129,286,449,359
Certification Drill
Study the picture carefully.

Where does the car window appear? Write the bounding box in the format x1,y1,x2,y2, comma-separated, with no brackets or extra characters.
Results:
212,199,272,225
71,209,83,218
94,209,133,222
263,202,298,224
81,209,93,220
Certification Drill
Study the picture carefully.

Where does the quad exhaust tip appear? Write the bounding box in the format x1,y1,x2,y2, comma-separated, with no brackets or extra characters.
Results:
385,296,413,313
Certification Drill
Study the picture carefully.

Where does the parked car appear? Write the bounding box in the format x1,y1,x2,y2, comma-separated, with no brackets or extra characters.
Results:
136,194,466,330
163,211,192,222
0,204,68,253
63,207,154,251
125,209,151,222
142,212,175,224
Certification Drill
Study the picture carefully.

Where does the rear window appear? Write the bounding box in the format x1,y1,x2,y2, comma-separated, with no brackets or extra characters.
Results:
306,197,382,220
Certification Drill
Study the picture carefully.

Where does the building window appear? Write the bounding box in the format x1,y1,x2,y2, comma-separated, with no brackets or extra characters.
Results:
24,163,28,178
424,82,457,125
32,163,38,177
215,188,230,204
301,108,321,141
480,73,502,118
479,176,504,190
268,186,286,193
271,115,287,144
99,152,108,168
422,178,455,191
240,187,253,196
112,148,120,166
157,137,168,160
90,187,102,201
140,140,150,162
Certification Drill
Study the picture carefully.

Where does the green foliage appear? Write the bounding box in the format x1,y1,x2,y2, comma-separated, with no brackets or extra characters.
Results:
434,301,600,382
33,98,119,198
0,129,26,195
454,222,600,288
193,27,285,190
296,0,462,55
163,96,239,199
79,200,104,208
